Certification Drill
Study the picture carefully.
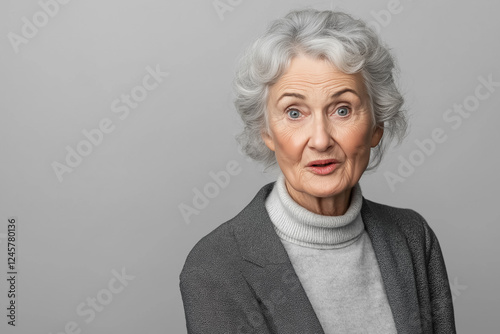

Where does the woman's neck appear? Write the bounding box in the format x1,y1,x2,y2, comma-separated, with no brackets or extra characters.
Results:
284,178,353,216
265,174,364,249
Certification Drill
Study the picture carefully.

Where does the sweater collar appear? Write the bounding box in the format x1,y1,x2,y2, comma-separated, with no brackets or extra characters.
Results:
265,174,364,249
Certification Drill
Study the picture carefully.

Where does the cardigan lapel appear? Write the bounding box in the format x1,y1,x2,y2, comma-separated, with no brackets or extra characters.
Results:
233,183,325,334
361,198,423,334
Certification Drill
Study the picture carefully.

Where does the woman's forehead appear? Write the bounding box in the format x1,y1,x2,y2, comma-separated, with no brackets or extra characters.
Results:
269,55,366,99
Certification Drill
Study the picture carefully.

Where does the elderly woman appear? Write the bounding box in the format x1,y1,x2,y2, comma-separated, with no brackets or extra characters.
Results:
180,9,456,334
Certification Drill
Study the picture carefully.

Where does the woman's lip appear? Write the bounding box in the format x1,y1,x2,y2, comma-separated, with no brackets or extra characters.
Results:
306,159,338,167
306,162,338,175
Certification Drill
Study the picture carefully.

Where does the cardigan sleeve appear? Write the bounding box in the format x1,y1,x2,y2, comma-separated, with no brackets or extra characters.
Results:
180,266,272,334
423,221,457,333
382,204,457,333
180,233,273,334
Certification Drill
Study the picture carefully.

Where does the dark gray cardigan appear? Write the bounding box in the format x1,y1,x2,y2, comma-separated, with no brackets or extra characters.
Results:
180,182,456,333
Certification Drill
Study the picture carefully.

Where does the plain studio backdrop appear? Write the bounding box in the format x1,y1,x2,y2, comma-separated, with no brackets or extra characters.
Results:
1,0,499,333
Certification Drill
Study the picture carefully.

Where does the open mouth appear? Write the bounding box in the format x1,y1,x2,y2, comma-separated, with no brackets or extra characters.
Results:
312,162,334,167
307,160,338,175
308,159,338,167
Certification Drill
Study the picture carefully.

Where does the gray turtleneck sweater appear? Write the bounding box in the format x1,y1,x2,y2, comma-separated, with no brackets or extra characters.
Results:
265,174,397,333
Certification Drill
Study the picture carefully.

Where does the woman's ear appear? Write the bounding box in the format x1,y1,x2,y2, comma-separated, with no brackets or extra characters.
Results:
370,124,384,148
261,130,276,152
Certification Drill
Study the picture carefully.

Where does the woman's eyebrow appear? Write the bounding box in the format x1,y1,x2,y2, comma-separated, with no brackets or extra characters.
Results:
331,88,359,98
277,92,306,103
277,88,360,103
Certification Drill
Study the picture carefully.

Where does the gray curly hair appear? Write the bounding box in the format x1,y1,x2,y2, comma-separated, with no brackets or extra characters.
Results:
233,9,407,170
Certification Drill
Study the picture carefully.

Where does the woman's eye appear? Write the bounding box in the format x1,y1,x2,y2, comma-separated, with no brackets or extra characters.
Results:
287,109,301,119
336,106,350,117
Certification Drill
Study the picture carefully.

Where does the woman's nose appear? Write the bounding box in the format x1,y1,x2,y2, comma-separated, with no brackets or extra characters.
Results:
308,114,334,152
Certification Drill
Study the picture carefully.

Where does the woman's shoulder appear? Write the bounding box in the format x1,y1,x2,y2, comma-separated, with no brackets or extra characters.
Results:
179,218,240,279
180,182,275,279
361,197,439,253
362,197,428,224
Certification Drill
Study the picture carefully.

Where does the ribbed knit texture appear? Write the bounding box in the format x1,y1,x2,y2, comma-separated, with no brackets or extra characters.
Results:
265,174,397,333
266,174,364,249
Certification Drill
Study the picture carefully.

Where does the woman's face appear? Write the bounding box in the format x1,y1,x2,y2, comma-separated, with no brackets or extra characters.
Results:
263,54,383,211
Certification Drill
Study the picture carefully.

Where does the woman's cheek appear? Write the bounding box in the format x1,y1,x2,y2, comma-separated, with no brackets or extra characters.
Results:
275,122,300,144
339,120,373,145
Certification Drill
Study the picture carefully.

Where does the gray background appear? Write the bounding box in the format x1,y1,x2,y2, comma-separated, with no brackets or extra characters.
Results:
1,0,499,333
